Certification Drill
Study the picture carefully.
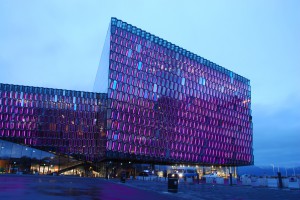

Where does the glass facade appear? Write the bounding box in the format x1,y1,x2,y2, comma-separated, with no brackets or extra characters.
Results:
0,83,107,162
103,18,253,166
0,17,253,167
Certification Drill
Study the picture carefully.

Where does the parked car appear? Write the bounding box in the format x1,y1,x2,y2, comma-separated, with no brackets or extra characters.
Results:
172,167,198,178
240,174,251,181
138,172,149,177
203,172,219,178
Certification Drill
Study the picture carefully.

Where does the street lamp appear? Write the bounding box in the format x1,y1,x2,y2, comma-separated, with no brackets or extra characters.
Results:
293,167,296,176
285,167,288,177
271,164,275,176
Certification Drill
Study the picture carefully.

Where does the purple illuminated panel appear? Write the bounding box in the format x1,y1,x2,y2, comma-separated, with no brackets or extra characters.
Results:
105,18,253,166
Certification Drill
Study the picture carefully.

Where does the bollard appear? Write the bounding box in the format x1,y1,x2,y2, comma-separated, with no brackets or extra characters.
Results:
120,171,126,183
278,172,283,188
168,173,179,193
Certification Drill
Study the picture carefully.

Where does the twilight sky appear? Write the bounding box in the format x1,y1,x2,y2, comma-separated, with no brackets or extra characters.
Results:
0,0,299,167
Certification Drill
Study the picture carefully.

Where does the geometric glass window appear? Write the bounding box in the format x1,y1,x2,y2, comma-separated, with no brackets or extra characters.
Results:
176,52,179,60
113,134,118,141
220,86,224,93
181,77,185,86
144,90,148,98
127,49,132,58
138,61,142,70
153,84,157,92
199,77,202,85
137,44,142,53
199,77,206,85
113,80,117,90
230,71,234,84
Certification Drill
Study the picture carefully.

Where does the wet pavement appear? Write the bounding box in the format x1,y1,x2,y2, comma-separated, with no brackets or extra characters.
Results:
0,174,181,200
0,174,299,200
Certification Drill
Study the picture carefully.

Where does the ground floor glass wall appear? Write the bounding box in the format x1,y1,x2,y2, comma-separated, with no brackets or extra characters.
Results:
0,139,104,176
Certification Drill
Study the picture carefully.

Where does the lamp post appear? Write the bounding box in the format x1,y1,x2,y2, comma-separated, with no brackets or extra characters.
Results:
271,164,275,176
293,167,296,176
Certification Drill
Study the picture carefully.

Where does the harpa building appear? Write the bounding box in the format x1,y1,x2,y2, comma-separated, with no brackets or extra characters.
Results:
0,18,253,168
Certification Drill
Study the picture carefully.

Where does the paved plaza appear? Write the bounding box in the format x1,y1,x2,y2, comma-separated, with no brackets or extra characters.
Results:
0,175,299,200
116,178,300,200
0,175,180,200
